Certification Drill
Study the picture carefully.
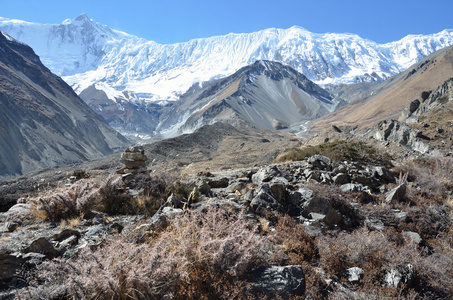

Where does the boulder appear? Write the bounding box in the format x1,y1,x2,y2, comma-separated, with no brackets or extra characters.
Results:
252,165,282,185
0,253,24,282
385,184,406,204
374,120,429,154
248,265,305,297
307,155,331,171
21,237,60,259
250,184,283,216
302,198,342,225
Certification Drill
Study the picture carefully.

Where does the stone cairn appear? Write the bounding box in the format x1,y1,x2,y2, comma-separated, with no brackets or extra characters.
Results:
117,146,148,181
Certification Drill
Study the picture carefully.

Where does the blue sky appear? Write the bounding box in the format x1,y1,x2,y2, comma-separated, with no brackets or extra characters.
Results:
1,0,452,44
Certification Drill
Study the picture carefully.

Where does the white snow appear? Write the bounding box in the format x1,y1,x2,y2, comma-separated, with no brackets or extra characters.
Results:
1,15,452,104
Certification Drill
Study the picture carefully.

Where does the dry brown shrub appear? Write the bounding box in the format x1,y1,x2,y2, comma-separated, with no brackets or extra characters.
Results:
20,207,272,299
400,156,453,204
270,215,317,264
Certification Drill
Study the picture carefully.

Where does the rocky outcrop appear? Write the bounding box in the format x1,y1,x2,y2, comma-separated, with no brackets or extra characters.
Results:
373,120,429,153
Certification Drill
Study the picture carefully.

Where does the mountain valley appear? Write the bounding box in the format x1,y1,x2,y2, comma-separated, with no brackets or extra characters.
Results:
0,15,453,300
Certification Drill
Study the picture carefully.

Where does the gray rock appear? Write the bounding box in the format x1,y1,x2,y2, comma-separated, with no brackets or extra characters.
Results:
374,166,396,184
340,183,364,193
385,184,406,204
365,217,385,231
248,265,305,297
308,154,331,170
344,267,364,283
0,253,24,282
333,173,350,185
374,120,429,154
250,184,283,216
252,165,282,185
302,198,342,225
21,237,60,259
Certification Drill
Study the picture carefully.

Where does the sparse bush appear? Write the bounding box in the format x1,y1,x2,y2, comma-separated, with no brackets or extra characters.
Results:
96,175,135,215
275,139,392,165
400,156,453,204
27,178,101,222
20,207,272,299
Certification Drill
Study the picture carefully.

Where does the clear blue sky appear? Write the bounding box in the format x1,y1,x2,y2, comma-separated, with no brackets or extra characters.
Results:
1,0,452,44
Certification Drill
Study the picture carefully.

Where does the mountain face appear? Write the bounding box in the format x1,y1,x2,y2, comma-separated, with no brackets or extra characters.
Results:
309,45,453,132
0,31,129,180
78,83,163,141
156,60,336,137
0,15,452,102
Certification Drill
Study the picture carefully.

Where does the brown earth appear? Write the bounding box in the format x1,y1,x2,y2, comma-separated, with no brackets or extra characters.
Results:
310,45,453,132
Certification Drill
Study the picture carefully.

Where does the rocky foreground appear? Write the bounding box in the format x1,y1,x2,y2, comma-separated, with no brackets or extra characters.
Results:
1,140,452,299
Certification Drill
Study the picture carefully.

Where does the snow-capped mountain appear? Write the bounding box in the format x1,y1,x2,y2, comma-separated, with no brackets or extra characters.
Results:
1,14,452,102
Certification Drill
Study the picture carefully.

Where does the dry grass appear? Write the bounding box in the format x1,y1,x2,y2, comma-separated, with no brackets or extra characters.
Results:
20,207,272,300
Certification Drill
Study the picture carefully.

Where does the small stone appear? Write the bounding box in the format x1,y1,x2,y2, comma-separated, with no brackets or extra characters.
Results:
344,267,364,283
340,183,363,193
385,184,406,204
365,217,385,231
248,265,305,297
5,222,18,232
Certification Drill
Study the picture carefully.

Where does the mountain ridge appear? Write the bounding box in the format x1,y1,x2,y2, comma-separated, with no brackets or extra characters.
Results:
1,15,452,102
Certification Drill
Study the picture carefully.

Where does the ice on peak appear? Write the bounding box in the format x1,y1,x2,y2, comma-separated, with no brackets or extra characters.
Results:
66,14,92,26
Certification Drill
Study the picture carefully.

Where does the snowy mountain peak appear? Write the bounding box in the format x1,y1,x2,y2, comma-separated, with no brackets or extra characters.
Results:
62,13,92,26
1,16,452,102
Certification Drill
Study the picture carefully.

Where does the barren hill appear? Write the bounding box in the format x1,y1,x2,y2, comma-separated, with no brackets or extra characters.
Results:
309,45,453,132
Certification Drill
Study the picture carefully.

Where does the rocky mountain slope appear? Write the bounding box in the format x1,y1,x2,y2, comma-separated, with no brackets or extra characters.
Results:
0,31,129,180
156,60,336,137
309,45,453,132
0,15,452,102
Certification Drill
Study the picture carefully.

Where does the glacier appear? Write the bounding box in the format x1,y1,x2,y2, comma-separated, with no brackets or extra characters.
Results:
0,14,452,102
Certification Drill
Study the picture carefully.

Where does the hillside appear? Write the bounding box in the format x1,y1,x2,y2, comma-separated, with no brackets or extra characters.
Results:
309,45,453,132
0,31,129,180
